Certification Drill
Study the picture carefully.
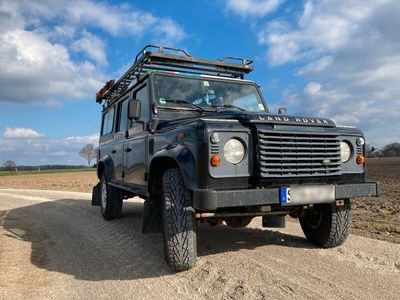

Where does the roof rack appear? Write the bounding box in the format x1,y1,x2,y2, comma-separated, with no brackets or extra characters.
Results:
96,45,254,106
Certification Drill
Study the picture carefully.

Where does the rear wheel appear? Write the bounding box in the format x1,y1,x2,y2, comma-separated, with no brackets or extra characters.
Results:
100,174,123,220
299,199,351,248
162,168,197,271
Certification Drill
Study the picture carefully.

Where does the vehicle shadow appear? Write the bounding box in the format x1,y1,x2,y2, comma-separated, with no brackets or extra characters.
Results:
1,198,314,281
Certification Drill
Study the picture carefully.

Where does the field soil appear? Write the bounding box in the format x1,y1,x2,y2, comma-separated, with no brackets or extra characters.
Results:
0,171,98,193
352,157,400,243
0,157,399,243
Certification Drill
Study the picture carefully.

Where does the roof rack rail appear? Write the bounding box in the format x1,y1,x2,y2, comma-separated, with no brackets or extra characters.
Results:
96,45,254,106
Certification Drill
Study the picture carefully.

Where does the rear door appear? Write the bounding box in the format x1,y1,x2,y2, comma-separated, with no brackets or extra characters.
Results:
123,83,151,186
113,96,129,181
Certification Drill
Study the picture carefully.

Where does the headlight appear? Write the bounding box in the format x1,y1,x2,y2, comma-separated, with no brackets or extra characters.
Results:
340,141,352,162
223,138,245,164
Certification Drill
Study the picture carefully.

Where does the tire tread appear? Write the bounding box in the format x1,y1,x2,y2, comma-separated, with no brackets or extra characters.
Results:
162,168,196,271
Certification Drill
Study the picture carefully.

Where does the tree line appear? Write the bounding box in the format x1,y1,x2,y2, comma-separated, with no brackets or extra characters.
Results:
366,142,400,157
1,143,97,171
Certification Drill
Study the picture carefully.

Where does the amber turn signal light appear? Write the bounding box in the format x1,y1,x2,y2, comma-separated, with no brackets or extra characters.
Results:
210,155,221,167
356,155,365,165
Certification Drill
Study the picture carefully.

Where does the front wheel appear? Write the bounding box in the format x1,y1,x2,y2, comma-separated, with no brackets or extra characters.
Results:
162,168,197,271
299,199,351,248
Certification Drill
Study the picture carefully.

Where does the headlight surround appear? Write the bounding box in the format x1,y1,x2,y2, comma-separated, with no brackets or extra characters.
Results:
340,141,352,163
223,138,245,164
210,132,220,144
356,137,365,146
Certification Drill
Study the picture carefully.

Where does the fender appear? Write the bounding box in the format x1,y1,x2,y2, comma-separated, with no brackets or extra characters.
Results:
97,155,116,181
92,155,115,206
150,144,198,190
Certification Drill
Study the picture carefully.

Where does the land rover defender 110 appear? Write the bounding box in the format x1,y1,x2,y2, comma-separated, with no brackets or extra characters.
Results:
92,45,379,271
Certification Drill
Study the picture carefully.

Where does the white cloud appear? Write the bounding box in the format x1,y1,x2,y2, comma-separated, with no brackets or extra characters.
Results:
296,56,332,75
62,133,99,148
0,0,186,105
226,0,283,17
50,151,69,157
258,0,400,147
71,31,106,65
303,82,321,96
0,132,99,165
3,127,44,138
0,28,103,104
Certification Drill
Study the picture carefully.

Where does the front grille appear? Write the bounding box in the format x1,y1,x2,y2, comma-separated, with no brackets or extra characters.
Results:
258,130,342,178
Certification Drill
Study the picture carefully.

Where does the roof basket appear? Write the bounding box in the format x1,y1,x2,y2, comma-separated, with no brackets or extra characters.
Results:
96,45,254,106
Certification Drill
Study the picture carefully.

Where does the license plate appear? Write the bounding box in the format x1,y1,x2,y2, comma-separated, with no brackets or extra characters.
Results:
281,185,335,206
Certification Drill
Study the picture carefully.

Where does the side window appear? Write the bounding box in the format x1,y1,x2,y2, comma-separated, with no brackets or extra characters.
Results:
101,107,114,135
118,100,129,132
135,85,150,122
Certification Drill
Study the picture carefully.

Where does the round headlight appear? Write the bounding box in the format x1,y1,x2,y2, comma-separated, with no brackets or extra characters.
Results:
340,141,352,162
223,138,245,164
356,137,365,146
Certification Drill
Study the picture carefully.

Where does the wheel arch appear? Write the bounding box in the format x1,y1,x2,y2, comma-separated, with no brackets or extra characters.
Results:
96,155,115,181
92,156,115,207
148,145,198,194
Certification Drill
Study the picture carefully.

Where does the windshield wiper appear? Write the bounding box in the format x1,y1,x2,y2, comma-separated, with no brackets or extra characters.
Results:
163,99,206,112
210,104,246,111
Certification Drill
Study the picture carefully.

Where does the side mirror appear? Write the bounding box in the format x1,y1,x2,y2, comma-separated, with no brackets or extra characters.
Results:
278,107,287,115
128,99,141,120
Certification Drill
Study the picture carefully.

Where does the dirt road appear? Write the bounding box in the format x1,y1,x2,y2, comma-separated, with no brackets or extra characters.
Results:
0,189,399,299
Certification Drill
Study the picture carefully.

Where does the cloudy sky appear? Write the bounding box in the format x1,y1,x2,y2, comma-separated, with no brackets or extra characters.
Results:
0,0,399,165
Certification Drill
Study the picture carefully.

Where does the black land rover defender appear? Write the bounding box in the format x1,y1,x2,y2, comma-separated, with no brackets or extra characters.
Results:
92,45,379,271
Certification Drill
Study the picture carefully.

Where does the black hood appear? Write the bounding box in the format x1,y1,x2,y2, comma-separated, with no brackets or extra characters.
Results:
157,110,336,129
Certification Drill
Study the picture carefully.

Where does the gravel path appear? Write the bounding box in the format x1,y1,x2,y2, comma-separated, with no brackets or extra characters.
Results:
0,189,399,299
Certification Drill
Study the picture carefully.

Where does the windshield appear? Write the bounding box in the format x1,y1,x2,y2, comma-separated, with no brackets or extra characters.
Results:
153,74,266,112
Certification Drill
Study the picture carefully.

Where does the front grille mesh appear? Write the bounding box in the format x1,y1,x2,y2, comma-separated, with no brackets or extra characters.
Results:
258,130,342,178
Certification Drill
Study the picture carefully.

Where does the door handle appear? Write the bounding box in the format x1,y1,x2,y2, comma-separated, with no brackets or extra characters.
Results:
126,147,132,152
111,149,117,154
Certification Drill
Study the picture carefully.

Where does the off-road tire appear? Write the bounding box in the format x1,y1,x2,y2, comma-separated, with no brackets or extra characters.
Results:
300,199,351,248
100,174,123,220
162,168,197,271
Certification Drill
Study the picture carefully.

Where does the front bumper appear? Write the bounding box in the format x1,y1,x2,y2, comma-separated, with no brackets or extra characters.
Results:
193,182,380,211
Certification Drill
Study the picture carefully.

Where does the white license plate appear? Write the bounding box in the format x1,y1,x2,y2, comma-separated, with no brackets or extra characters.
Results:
281,185,335,206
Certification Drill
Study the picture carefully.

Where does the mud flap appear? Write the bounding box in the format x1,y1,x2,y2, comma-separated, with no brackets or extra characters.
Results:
91,182,101,206
142,197,162,234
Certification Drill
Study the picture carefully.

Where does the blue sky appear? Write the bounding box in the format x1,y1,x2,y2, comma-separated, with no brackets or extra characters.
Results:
0,0,399,165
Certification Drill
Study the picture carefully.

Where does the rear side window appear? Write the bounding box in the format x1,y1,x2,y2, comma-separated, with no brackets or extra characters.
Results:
102,107,114,135
118,100,129,132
